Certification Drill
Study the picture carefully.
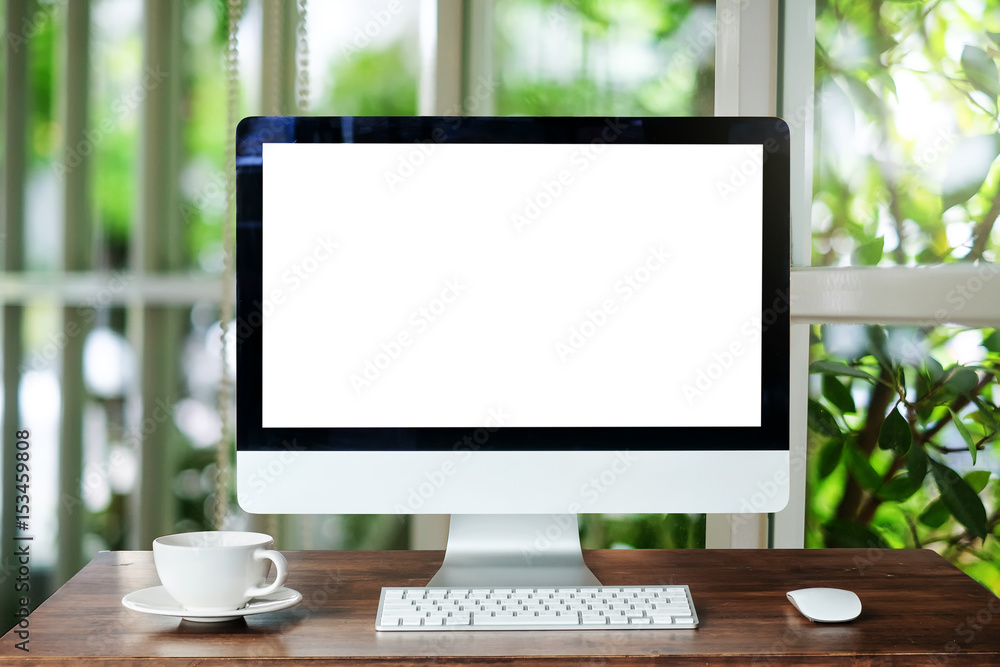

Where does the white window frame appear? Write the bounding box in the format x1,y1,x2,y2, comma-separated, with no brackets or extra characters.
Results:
4,2,997,587
771,0,1000,547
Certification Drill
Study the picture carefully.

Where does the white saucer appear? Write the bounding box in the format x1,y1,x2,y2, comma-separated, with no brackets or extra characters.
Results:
122,586,302,622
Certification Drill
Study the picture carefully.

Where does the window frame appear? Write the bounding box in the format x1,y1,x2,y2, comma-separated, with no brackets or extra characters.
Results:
4,2,997,590
773,0,1000,548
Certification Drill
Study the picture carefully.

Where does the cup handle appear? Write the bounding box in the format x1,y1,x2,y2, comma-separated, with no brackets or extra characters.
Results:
245,549,288,598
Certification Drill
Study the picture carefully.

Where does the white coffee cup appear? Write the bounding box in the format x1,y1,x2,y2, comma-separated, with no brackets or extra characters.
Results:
152,531,288,613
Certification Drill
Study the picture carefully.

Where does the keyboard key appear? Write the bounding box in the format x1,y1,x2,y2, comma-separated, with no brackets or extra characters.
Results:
474,614,567,626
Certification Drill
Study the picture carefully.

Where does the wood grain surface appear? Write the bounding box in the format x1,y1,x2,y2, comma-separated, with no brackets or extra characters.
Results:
1,548,997,665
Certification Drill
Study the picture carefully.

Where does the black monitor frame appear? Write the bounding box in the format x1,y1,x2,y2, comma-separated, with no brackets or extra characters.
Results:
235,116,790,455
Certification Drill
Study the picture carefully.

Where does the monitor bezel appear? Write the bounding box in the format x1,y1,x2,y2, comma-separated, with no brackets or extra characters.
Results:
235,116,790,456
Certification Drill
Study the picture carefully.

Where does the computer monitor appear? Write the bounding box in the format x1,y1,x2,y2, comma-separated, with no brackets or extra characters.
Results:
235,116,790,586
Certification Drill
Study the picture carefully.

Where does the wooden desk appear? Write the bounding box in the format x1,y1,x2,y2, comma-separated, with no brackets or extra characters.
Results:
1,549,997,665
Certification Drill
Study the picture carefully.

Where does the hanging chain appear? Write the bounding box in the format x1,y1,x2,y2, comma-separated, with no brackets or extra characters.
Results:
295,0,312,549
297,0,310,113
215,0,242,530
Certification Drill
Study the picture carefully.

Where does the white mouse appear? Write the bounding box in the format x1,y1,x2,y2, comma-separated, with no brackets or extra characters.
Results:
786,587,862,623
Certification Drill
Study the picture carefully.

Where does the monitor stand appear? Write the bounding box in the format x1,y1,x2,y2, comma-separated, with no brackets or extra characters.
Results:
426,514,602,587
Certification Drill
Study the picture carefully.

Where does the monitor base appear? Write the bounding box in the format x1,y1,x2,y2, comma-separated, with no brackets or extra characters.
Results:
426,514,601,587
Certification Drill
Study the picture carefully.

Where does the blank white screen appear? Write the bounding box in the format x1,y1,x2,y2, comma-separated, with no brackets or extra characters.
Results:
261,142,762,428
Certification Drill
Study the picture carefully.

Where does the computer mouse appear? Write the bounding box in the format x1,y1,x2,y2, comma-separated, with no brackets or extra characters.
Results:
786,587,862,623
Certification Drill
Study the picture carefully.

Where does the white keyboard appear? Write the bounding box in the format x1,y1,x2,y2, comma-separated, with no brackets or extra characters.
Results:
375,585,699,630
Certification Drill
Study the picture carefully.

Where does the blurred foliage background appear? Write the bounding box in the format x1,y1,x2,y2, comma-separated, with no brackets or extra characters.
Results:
4,0,999,619
806,0,999,594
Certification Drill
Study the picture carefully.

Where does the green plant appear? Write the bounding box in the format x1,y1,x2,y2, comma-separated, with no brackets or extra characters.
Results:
807,325,1000,593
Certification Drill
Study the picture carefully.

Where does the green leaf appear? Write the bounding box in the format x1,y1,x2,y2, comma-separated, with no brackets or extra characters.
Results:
941,134,1000,211
961,45,1000,99
944,366,979,396
846,442,882,492
965,470,991,494
983,330,1000,353
916,378,936,422
818,436,845,479
822,374,856,414
906,444,927,486
989,32,1000,49
930,459,988,540
822,520,889,548
854,236,884,266
896,365,907,397
868,326,894,373
949,408,977,464
878,407,912,454
808,399,842,437
971,396,1000,435
924,355,944,384
842,74,884,118
869,69,897,101
916,247,941,264
809,361,876,381
918,499,950,529
878,474,921,501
